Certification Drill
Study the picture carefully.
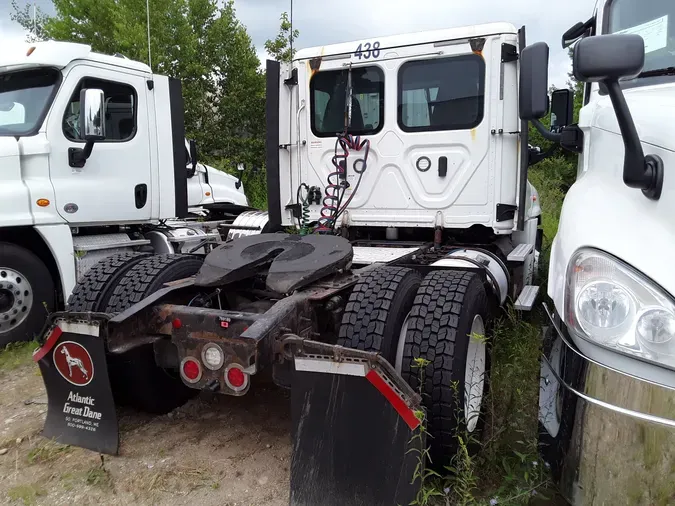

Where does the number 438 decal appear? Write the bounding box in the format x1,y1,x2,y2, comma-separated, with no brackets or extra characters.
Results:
354,41,381,60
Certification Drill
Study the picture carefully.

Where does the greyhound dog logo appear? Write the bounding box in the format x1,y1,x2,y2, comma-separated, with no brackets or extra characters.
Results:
53,341,94,386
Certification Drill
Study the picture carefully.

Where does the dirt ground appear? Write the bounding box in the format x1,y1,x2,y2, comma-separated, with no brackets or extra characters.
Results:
0,359,291,506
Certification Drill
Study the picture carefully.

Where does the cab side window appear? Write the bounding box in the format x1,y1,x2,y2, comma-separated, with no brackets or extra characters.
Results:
63,78,136,142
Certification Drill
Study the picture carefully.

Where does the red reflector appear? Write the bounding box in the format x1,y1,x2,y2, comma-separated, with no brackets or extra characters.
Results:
33,326,63,362
365,370,421,431
183,359,200,380
172,318,182,329
220,321,229,328
227,367,246,388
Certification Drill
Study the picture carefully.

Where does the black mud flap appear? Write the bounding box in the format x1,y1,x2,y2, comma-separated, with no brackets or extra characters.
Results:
288,340,424,506
33,314,119,455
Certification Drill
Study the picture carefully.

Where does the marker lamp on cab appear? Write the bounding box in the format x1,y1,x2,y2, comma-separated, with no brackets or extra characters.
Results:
565,248,675,370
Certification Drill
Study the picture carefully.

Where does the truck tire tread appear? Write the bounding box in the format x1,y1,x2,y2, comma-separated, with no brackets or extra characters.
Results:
67,252,150,312
106,254,203,314
337,266,421,362
401,270,490,468
104,254,204,414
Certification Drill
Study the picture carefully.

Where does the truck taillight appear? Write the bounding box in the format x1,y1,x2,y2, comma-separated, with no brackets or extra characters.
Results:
181,358,202,383
224,364,248,392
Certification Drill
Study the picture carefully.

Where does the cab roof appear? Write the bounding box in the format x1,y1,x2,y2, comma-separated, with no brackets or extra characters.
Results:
0,40,151,73
294,22,518,61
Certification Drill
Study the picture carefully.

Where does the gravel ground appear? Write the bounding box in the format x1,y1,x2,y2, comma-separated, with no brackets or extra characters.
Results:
0,360,291,506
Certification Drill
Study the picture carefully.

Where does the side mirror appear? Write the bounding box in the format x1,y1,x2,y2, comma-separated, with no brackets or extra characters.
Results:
189,140,198,170
561,16,595,48
573,34,662,200
235,163,244,190
68,88,105,168
573,34,644,82
550,89,573,132
79,89,106,141
187,139,198,178
519,42,550,120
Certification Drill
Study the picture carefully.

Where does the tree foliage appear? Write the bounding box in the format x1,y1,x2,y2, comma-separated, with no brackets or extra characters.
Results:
264,12,298,63
9,0,50,42
11,0,266,172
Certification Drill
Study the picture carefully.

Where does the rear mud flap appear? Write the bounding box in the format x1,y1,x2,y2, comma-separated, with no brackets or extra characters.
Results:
289,342,424,506
34,316,119,455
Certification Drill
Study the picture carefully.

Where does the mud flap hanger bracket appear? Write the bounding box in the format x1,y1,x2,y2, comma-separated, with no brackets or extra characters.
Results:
281,334,423,430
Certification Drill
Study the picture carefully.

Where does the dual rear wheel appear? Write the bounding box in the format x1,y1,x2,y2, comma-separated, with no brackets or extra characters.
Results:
68,253,204,414
338,266,492,469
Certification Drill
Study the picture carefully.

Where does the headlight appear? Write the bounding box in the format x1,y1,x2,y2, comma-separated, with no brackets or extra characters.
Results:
565,249,675,370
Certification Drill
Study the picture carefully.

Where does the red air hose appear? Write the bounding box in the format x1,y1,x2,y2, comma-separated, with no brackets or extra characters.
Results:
316,134,370,234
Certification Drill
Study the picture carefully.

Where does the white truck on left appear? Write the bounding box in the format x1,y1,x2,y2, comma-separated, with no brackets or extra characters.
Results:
0,41,267,346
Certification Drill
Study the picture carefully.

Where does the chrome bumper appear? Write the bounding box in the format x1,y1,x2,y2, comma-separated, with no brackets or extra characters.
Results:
539,305,675,505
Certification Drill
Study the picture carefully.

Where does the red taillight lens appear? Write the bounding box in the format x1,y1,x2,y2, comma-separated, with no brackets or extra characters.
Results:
227,366,246,388
172,318,182,329
182,359,201,382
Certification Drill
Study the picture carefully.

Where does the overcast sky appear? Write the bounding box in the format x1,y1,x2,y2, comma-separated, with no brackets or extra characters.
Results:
0,0,597,88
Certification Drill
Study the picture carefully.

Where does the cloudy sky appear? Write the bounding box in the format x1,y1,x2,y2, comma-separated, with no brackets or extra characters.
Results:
0,0,596,87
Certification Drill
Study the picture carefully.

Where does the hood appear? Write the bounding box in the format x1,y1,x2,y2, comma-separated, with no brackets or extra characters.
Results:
203,163,241,186
594,82,675,153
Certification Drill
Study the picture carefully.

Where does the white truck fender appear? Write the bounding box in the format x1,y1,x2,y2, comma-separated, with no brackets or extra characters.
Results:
34,224,75,302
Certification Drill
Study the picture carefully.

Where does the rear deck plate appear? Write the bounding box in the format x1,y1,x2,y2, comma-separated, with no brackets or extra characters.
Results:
352,246,420,265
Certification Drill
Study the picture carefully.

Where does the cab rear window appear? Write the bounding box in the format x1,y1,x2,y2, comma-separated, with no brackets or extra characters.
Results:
310,66,384,137
398,55,485,132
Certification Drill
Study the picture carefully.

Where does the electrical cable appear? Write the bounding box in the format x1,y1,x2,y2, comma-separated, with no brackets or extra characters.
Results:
316,133,370,234
296,183,311,234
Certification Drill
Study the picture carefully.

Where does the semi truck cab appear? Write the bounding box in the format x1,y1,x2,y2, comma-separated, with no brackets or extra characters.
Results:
538,0,675,503
0,41,255,346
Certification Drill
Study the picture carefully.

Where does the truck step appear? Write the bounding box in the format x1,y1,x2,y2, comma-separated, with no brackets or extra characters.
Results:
507,243,534,263
514,285,539,311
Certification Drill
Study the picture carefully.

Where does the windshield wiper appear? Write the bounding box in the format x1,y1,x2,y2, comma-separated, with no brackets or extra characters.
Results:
637,67,675,79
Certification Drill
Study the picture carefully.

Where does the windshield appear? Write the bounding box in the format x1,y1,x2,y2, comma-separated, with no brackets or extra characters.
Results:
608,0,675,83
0,68,60,136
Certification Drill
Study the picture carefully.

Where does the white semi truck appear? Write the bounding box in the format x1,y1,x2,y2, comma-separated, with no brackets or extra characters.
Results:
537,0,675,503
0,41,266,347
30,21,565,504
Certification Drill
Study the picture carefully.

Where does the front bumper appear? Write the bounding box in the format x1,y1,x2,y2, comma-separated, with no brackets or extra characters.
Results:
539,305,675,505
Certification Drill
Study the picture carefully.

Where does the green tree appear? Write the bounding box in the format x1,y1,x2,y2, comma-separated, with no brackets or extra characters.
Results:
10,0,265,171
9,0,50,42
264,12,299,63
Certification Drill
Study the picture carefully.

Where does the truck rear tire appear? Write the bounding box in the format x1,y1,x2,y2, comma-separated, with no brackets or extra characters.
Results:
105,255,205,414
0,242,55,347
400,270,491,469
67,252,150,312
337,266,421,362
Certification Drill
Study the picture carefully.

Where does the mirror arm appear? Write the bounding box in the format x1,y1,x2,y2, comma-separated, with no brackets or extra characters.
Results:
82,140,95,160
529,144,558,166
68,139,96,168
605,79,663,200
531,119,563,142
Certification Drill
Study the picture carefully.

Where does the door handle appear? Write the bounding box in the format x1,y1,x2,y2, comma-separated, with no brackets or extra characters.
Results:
135,184,148,209
438,156,448,177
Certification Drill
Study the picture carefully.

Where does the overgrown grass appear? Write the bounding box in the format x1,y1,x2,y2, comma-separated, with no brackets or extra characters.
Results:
27,440,71,465
7,484,46,506
0,341,38,372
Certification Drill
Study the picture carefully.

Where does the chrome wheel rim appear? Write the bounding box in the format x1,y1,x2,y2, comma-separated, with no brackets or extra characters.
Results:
464,315,486,433
0,268,33,335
